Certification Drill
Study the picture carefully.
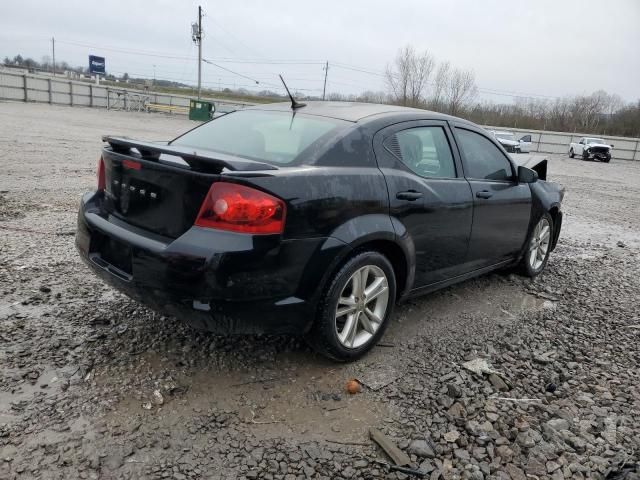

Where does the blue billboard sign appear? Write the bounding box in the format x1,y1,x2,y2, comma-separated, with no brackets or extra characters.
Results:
89,55,106,75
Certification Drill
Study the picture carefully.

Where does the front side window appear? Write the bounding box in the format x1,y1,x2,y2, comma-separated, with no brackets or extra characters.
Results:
385,126,456,178
171,110,348,165
455,128,514,181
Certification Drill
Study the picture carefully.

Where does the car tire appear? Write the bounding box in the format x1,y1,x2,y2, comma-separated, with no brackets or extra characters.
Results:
307,251,396,362
569,149,574,158
519,213,554,278
603,157,611,163
582,151,589,160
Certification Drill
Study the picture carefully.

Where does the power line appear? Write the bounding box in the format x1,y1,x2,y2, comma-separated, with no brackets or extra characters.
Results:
330,62,387,78
56,39,198,60
201,59,323,92
108,69,323,93
331,62,559,100
202,58,260,85
52,37,560,101
57,39,325,65
197,58,324,65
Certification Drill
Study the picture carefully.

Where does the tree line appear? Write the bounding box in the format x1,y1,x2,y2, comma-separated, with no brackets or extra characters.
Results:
3,54,88,76
4,50,639,137
332,45,640,138
3,55,191,90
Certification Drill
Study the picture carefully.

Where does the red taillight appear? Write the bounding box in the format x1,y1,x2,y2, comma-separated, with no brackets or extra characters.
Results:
97,156,106,191
195,182,286,234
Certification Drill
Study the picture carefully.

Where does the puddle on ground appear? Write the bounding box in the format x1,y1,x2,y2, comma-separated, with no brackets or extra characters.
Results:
109,350,384,444
0,365,76,425
96,278,545,445
386,279,544,342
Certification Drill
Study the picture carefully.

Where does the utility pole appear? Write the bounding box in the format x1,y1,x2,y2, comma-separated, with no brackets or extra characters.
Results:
192,6,203,99
51,37,56,76
322,61,328,101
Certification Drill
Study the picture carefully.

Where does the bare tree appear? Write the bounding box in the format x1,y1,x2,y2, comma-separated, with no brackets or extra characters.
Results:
385,45,435,107
430,61,450,110
548,97,572,131
444,68,477,116
385,47,411,106
409,51,435,106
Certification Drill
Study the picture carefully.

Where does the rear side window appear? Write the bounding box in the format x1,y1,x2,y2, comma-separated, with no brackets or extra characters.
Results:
455,128,514,181
385,126,456,178
171,110,348,165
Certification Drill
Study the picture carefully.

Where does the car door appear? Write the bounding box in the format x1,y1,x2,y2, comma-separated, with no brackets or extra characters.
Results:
374,120,474,287
519,134,532,153
452,125,532,270
575,138,585,155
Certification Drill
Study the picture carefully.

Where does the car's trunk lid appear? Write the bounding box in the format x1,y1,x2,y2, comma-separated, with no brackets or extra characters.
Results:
100,136,277,238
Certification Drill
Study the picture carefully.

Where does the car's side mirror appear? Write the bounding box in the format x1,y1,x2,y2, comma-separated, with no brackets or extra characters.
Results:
610,144,614,148
518,166,538,184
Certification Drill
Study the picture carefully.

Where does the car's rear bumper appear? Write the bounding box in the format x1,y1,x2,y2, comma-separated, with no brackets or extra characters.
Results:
76,192,347,335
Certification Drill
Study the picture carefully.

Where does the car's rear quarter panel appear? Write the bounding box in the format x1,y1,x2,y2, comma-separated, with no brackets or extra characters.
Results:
230,165,392,299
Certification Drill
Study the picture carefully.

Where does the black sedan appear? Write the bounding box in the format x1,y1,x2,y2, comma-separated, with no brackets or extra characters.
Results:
76,102,563,361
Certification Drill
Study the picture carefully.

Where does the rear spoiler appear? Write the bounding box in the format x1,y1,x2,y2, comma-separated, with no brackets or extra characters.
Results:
510,154,547,181
102,136,277,173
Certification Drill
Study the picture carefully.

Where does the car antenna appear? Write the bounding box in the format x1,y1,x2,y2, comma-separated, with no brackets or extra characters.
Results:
279,74,306,110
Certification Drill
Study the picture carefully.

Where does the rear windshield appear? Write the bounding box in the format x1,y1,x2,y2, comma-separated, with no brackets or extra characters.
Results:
171,110,348,165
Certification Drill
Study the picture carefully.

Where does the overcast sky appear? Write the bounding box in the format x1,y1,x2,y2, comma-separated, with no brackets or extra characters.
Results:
1,0,639,102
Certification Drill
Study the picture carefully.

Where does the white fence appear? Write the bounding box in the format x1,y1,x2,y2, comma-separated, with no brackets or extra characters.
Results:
0,70,252,115
483,125,640,161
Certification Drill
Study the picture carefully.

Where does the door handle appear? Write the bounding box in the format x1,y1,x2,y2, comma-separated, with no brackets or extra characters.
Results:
476,190,493,199
396,191,423,201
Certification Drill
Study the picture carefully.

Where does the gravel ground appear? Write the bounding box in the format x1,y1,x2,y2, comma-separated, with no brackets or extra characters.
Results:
1,102,639,480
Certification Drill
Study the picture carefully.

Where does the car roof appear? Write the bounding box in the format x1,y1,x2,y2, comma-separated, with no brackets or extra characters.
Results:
245,101,468,124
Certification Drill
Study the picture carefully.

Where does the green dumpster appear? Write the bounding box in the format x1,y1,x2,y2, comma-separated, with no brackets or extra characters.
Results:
189,99,215,121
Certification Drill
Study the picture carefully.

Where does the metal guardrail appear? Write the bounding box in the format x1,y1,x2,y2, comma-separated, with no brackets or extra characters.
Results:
0,69,251,116
481,126,640,162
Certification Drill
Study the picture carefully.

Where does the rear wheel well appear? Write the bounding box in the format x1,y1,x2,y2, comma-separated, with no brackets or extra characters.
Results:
548,206,560,249
548,206,559,227
352,240,408,300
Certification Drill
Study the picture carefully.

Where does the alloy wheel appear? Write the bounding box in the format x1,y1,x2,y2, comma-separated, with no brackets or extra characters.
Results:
334,265,390,349
528,217,551,271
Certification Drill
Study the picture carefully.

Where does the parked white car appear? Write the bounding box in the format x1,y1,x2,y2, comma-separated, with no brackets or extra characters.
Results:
489,130,532,153
569,137,612,162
